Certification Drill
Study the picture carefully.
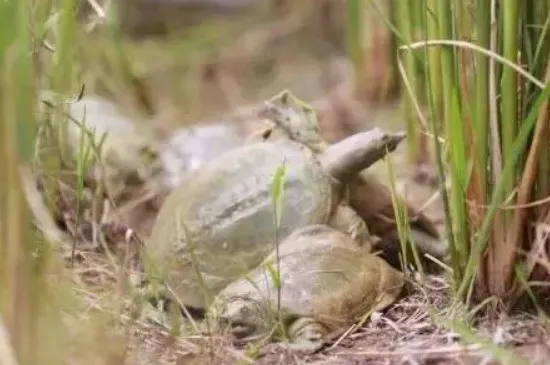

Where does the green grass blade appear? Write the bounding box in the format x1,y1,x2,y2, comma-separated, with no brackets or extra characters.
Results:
271,162,287,230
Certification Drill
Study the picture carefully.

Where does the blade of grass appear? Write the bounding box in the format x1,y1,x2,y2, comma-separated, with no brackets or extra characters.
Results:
270,160,287,339
472,0,490,212
385,153,425,276
436,0,470,289
417,0,455,287
346,0,363,93
425,0,443,125
393,0,422,164
1,1,45,364
401,40,545,89
487,0,520,297
468,0,491,297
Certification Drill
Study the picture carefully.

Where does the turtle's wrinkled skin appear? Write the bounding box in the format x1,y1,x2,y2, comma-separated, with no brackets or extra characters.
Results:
257,90,449,268
145,126,404,311
211,225,404,350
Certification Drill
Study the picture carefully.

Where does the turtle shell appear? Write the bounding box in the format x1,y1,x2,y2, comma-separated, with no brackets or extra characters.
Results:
145,138,342,309
211,225,404,339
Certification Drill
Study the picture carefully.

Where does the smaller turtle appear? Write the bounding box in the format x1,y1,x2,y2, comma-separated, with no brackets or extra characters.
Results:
256,90,449,268
211,224,405,350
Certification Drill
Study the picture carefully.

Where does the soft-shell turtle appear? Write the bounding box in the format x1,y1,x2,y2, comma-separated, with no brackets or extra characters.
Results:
145,127,405,310
211,224,404,349
256,90,449,267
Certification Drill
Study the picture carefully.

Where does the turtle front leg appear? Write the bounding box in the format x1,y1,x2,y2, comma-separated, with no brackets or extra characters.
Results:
328,203,376,251
285,317,329,352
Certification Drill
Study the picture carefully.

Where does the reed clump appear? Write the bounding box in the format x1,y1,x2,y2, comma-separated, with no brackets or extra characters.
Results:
380,0,550,310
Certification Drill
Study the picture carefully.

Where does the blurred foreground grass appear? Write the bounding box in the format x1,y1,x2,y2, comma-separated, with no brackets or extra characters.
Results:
4,0,550,363
1,0,73,363
0,1,165,364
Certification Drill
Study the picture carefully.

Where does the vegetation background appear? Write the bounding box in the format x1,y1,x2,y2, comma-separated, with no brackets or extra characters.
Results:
1,0,550,364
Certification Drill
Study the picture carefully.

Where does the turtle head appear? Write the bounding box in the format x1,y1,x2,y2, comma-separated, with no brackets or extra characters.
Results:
214,295,328,351
259,90,326,152
320,128,406,183
211,296,271,341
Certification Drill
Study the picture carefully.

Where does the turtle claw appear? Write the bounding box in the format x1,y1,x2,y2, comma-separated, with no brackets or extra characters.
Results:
285,339,324,353
285,317,327,353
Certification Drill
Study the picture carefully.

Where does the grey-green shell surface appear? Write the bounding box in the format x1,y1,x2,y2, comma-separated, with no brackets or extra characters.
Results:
145,138,342,309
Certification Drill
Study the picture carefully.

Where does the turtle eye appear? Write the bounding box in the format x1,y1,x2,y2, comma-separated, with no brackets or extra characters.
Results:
261,129,272,140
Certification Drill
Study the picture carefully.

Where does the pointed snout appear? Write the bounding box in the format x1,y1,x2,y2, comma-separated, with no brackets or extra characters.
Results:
320,128,407,183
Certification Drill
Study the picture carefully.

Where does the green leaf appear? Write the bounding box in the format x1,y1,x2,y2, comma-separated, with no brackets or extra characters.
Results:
264,262,281,290
271,161,287,229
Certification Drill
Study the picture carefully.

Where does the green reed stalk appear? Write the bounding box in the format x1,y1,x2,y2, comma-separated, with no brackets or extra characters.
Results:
473,0,490,210
393,0,421,163
0,0,83,363
486,0,520,297
1,1,43,364
436,0,469,287
347,0,363,93
464,0,491,298
425,0,443,125
416,1,455,287
500,0,519,197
